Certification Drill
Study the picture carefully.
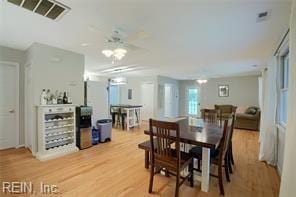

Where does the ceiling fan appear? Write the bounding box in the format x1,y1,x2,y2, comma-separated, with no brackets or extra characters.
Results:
87,26,149,62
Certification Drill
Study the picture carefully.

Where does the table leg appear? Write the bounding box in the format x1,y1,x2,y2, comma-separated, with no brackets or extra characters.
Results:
201,147,210,192
126,109,130,131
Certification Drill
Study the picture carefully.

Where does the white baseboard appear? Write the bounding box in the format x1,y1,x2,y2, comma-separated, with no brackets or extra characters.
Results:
15,144,25,148
277,165,282,177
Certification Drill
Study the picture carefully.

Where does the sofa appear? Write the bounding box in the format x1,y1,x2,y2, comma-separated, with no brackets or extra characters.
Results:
234,106,261,131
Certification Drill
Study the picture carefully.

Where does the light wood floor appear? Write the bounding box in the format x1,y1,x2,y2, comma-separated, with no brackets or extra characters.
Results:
0,125,280,197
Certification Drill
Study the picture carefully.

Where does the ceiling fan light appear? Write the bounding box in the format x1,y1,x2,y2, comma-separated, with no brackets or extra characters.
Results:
114,53,125,60
114,48,127,54
102,49,114,57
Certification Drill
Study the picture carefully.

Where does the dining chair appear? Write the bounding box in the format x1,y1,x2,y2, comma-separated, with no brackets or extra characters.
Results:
148,119,194,197
189,115,234,195
192,109,220,171
228,113,236,173
200,109,220,124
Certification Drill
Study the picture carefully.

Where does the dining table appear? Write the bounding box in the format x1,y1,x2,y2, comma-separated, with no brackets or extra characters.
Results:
144,117,224,193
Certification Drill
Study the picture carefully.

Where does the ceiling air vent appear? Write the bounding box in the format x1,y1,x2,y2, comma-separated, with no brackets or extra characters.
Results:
257,11,269,22
7,0,70,21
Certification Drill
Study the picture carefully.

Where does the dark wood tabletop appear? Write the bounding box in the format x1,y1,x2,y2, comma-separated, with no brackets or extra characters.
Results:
144,118,224,149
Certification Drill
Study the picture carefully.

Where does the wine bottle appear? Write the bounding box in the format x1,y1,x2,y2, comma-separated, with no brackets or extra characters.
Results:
63,92,68,104
40,89,47,105
67,92,72,104
57,92,63,104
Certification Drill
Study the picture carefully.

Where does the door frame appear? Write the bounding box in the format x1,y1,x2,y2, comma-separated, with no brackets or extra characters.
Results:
24,64,33,150
0,61,20,148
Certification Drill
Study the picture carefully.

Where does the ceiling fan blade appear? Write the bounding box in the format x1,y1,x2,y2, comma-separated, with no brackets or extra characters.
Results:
127,31,149,43
123,43,146,51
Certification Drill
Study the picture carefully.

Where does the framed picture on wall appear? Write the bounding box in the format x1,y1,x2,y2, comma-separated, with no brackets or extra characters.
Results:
218,85,229,97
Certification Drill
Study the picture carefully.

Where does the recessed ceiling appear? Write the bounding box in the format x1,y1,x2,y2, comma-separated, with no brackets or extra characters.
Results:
0,0,292,79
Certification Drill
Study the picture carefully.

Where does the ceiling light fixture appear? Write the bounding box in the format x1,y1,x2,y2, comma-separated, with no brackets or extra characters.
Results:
197,79,208,84
102,47,127,61
110,77,127,85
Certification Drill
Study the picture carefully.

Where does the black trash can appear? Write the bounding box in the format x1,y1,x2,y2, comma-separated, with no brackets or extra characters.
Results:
96,119,112,142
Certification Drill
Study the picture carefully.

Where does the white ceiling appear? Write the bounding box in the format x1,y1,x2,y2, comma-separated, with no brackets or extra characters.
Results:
0,0,292,79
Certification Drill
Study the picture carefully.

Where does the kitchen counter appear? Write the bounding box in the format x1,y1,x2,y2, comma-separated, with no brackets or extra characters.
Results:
110,104,142,108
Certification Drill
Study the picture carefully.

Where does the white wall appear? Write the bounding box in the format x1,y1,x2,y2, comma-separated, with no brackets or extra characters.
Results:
117,76,158,117
179,75,259,116
0,46,26,145
26,43,84,154
115,75,179,119
280,0,296,196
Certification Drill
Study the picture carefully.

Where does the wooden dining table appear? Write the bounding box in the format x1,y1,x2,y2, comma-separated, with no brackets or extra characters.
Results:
144,117,224,193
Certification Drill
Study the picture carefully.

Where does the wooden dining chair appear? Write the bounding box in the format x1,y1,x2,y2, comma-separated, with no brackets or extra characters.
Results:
189,115,234,195
148,119,194,197
227,113,236,173
200,109,220,124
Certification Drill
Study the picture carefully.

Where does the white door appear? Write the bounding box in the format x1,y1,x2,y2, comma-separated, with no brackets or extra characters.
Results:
141,83,154,120
87,81,109,126
0,62,19,149
164,84,173,117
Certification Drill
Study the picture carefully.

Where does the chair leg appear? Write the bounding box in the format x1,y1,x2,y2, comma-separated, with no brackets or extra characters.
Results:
149,164,154,193
224,157,231,182
230,144,235,165
218,164,225,195
165,169,170,177
121,115,125,130
189,159,194,187
175,170,180,197
111,113,115,126
228,153,233,174
144,150,149,169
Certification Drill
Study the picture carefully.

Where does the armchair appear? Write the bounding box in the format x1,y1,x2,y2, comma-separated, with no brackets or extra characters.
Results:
234,106,261,131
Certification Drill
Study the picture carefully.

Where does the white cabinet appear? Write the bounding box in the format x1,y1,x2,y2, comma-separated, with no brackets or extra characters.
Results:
36,105,78,161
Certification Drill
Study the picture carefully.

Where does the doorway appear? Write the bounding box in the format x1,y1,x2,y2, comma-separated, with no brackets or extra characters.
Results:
0,61,19,149
141,83,154,121
187,87,200,117
164,83,178,118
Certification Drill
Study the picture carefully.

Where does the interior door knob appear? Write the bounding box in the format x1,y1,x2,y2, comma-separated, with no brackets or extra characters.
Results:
9,109,15,113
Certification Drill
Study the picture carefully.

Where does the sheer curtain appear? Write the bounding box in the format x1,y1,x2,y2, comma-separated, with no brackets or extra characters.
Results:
259,56,279,165
280,0,296,195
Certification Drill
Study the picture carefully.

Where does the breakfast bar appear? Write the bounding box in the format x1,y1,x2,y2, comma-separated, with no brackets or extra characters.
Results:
110,105,142,131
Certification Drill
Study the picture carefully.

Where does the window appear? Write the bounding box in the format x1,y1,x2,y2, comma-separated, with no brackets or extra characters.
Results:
279,52,289,125
188,88,198,115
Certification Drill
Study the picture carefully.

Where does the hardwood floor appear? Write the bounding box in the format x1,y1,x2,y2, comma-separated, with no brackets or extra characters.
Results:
0,125,280,197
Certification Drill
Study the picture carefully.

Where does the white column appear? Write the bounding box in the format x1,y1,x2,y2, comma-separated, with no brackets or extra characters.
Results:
201,147,211,192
